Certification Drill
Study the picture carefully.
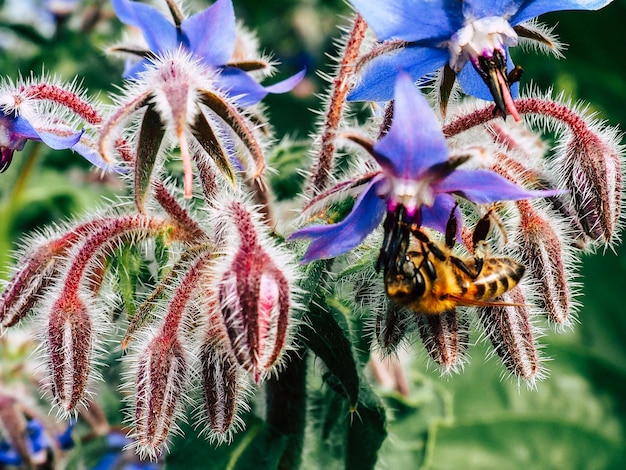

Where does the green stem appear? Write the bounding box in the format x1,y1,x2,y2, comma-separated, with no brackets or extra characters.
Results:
0,143,41,278
266,346,308,470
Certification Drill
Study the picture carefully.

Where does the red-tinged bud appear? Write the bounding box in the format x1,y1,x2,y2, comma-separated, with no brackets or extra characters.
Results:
478,287,543,385
556,134,622,246
213,201,296,381
517,201,573,325
1,247,57,329
1,219,112,329
219,265,290,381
416,309,469,373
133,334,187,458
200,345,243,439
374,304,413,355
46,294,93,413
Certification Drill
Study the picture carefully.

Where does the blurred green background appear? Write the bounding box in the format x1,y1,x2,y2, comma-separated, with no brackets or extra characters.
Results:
1,0,625,468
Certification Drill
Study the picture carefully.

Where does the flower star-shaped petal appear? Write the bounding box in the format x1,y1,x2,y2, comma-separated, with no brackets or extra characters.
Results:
291,72,558,263
348,0,612,119
112,0,305,107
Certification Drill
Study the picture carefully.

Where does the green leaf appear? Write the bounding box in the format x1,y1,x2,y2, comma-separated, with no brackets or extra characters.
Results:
135,103,165,212
347,380,387,470
303,294,360,406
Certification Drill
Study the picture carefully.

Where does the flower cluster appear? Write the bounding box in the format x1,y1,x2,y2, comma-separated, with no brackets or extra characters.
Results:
0,0,301,460
0,0,622,467
293,0,622,384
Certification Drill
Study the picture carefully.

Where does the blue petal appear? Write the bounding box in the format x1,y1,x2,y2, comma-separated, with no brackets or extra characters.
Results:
37,129,83,150
348,0,462,41
112,0,177,53
183,0,236,66
9,114,40,140
457,53,519,100
348,46,448,102
435,169,561,203
421,193,461,237
218,68,305,107
289,179,386,262
374,72,449,178
122,58,151,80
71,140,124,172
462,0,524,19
511,0,613,25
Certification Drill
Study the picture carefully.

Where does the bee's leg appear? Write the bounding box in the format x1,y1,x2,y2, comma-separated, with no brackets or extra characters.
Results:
472,212,491,276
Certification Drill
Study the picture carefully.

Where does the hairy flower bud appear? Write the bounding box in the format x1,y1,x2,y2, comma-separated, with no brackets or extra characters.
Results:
212,201,296,381
374,304,413,355
478,287,543,385
516,201,574,325
199,344,244,440
416,309,469,373
133,334,187,458
556,132,622,245
46,294,93,413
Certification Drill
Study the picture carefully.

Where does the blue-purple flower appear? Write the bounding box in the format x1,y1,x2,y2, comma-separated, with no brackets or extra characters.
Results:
348,0,612,119
291,72,557,263
112,0,304,107
0,109,83,172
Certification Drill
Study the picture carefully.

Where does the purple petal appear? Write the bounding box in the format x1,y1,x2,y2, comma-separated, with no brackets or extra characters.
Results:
457,53,519,101
71,140,124,172
435,169,561,203
9,114,40,140
218,68,305,107
462,0,524,19
37,129,83,150
421,193,461,237
289,179,386,262
112,0,177,52
348,0,462,41
348,45,448,102
511,0,613,25
183,0,236,66
374,72,449,178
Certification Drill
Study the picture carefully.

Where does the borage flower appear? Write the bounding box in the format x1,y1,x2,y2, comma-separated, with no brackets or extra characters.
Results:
0,78,112,173
0,109,82,172
348,0,612,119
111,0,304,107
290,72,557,264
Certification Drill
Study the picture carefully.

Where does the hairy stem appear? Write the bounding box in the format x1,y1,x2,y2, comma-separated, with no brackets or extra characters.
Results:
307,14,367,196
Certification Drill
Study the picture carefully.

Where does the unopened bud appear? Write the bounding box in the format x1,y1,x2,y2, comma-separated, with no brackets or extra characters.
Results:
516,201,573,325
478,287,543,384
214,201,295,381
133,335,187,458
46,294,93,413
200,345,243,439
374,304,413,355
416,309,468,373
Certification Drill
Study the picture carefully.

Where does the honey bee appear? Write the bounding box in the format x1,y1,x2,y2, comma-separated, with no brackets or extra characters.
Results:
384,208,525,315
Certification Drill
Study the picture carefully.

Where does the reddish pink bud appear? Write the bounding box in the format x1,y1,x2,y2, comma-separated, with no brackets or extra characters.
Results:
134,334,187,457
214,202,295,380
416,309,469,373
517,201,573,325
478,287,543,384
556,134,622,245
1,247,58,329
374,304,412,355
200,345,242,438
46,294,93,412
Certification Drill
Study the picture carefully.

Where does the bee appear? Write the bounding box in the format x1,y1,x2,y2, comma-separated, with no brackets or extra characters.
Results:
384,208,525,315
